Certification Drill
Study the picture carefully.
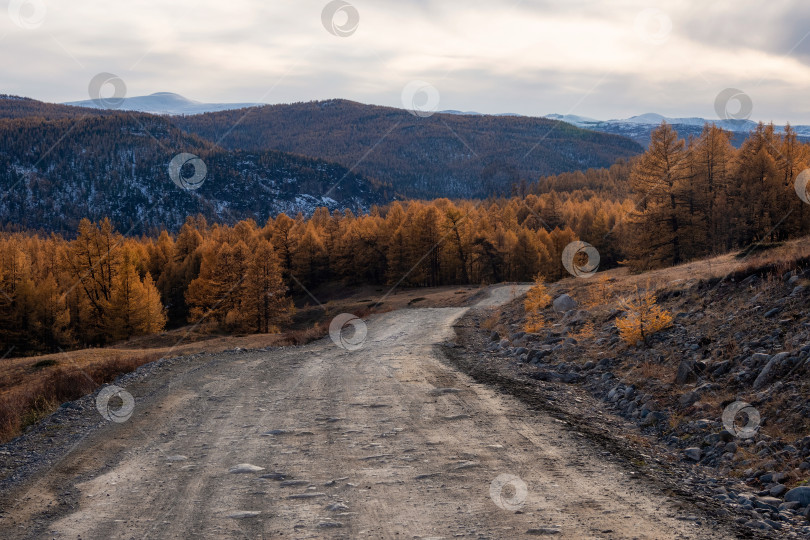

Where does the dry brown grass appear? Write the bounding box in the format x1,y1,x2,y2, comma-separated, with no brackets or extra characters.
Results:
482,316,510,340
624,431,653,449
633,360,674,382
556,236,810,306
584,275,615,308
696,392,734,419
482,311,502,331
0,352,162,441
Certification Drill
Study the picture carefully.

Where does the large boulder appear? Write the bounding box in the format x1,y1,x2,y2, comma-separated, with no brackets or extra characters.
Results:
684,447,702,461
745,352,771,368
785,487,810,506
528,349,552,364
678,391,699,408
674,359,696,385
552,294,577,313
753,352,791,390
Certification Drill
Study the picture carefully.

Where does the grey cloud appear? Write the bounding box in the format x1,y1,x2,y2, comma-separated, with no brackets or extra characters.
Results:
680,1,810,60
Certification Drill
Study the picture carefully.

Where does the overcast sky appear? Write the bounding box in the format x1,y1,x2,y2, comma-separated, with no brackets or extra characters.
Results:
3,0,810,123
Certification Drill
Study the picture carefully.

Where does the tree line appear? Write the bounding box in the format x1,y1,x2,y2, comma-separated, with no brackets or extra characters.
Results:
625,122,810,269
0,195,633,354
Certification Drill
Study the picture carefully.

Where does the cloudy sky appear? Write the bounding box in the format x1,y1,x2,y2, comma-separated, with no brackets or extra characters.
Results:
3,0,810,123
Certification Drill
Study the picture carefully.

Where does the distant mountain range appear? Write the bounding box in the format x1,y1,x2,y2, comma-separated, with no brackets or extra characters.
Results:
60,94,646,198
64,92,262,116
423,109,810,147
60,92,524,118
544,113,810,147
60,92,810,148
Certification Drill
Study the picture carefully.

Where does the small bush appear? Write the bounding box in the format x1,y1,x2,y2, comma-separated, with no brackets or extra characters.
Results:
616,287,673,346
523,274,551,333
31,359,59,370
279,322,327,346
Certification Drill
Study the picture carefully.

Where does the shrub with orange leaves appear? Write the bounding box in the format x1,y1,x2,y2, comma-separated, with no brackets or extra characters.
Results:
524,274,551,333
615,287,673,346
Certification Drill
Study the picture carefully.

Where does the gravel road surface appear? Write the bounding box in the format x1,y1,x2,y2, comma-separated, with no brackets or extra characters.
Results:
0,286,734,539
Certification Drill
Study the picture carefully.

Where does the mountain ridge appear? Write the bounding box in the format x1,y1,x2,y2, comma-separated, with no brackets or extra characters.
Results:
64,92,263,116
55,90,810,135
544,112,810,147
174,98,644,198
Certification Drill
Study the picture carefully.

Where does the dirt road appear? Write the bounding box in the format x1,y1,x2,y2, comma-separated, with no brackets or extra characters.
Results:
0,286,732,539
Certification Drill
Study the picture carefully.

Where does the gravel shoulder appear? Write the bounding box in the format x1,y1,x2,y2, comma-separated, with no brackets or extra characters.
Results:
0,285,743,539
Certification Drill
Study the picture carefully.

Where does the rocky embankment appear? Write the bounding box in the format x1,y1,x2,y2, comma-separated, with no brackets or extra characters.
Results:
461,263,810,538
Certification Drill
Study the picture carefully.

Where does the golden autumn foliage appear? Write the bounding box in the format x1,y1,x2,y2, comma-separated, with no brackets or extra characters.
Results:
0,219,168,354
186,238,293,333
523,274,551,333
0,188,647,358
0,216,295,355
625,122,810,270
615,288,673,346
108,250,166,340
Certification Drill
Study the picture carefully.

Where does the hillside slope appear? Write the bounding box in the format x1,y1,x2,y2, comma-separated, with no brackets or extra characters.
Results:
175,99,644,198
465,239,810,536
0,94,109,120
0,100,388,234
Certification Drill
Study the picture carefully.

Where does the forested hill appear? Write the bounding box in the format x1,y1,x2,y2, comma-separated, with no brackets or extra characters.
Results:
0,94,110,120
174,99,644,198
0,102,388,234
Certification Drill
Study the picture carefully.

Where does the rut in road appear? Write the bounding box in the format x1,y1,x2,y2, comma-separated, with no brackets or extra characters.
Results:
1,285,732,539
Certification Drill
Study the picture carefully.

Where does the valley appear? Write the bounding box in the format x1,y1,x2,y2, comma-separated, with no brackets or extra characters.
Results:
4,1,810,538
